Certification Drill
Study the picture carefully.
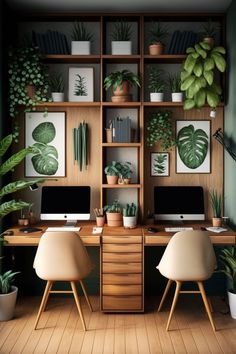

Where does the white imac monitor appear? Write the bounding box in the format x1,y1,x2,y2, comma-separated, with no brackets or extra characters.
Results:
40,186,91,226
154,186,205,221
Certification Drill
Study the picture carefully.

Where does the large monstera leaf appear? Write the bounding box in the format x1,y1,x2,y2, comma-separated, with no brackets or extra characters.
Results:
32,122,56,144
177,125,208,169
31,142,58,175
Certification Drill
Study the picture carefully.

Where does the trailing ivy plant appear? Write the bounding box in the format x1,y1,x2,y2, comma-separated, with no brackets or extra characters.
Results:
146,111,175,150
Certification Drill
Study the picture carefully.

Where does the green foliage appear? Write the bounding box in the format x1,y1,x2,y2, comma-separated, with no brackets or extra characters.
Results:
71,22,94,41
153,153,167,174
104,70,141,91
111,21,132,41
118,162,133,179
148,21,169,45
146,111,175,150
104,161,121,176
0,270,20,294
49,72,64,92
148,67,165,93
201,19,219,38
210,189,222,218
123,203,137,217
74,74,88,96
180,41,226,110
104,200,121,213
168,73,181,92
177,125,208,169
220,247,236,294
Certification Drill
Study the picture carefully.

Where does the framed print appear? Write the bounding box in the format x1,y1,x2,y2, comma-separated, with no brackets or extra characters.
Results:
176,120,210,174
25,112,66,177
151,152,169,176
68,67,94,102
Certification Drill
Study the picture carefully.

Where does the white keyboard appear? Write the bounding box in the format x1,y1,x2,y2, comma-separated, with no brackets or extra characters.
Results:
165,227,193,232
46,227,81,232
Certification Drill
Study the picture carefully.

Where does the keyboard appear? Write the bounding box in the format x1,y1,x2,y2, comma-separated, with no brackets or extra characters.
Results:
46,227,81,232
165,227,193,232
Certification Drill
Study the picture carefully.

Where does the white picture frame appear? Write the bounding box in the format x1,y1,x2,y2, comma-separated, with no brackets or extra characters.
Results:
68,67,94,102
151,152,169,177
25,112,66,177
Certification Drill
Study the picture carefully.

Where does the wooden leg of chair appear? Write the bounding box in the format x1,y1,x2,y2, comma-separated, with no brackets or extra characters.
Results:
71,281,86,331
34,280,52,330
80,280,93,312
41,281,53,313
158,279,173,312
207,296,213,313
197,282,216,331
166,281,182,331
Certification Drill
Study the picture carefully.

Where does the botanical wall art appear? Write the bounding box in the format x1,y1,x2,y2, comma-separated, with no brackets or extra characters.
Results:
151,152,169,176
176,120,210,173
25,112,66,177
68,67,94,102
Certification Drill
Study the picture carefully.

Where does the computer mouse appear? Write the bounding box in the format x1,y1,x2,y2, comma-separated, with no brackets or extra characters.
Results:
147,227,158,233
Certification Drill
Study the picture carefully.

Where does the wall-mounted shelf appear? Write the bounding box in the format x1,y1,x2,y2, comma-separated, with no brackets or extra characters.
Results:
102,184,141,189
102,143,141,147
44,55,101,63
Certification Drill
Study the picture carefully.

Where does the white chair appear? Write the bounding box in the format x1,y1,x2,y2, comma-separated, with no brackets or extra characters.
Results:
33,231,93,331
156,230,216,331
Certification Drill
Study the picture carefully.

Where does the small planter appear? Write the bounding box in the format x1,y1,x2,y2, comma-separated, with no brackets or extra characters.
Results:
203,37,215,48
106,175,118,184
96,216,105,227
113,81,130,96
171,92,183,102
149,43,164,55
52,92,64,102
123,216,137,229
0,286,18,321
212,217,222,227
18,218,29,226
111,41,132,55
150,92,164,102
26,85,36,99
228,291,236,319
71,41,91,55
106,212,123,227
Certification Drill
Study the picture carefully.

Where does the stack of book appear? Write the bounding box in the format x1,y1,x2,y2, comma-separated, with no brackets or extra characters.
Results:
32,30,69,54
168,30,198,54
112,117,131,143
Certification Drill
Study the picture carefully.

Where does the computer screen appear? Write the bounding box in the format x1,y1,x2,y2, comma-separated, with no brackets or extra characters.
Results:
154,186,205,221
40,186,91,225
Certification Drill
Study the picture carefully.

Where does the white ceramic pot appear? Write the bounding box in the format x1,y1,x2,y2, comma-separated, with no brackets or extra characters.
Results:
0,286,18,321
228,291,236,319
171,92,183,102
210,109,216,118
111,41,132,55
150,92,164,102
71,41,91,55
52,92,64,102
123,216,137,229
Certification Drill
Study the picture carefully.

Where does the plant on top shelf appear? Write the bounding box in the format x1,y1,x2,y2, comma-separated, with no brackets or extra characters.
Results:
168,73,183,102
118,162,133,184
147,67,165,102
71,22,94,55
111,21,133,55
180,41,226,111
148,21,169,55
200,19,220,48
123,203,137,228
104,69,141,103
104,200,122,227
146,110,176,150
210,189,222,227
49,72,65,102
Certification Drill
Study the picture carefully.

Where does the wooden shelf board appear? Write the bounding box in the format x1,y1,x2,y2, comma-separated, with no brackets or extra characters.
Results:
102,184,141,189
143,102,225,107
143,54,186,63
43,54,101,63
102,143,141,147
102,55,141,63
102,102,141,107
36,102,101,107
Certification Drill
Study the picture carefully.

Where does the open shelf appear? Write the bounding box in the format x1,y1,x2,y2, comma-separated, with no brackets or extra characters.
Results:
36,102,101,107
102,102,141,107
102,55,141,63
143,54,187,63
44,54,101,63
102,184,141,189
102,143,141,147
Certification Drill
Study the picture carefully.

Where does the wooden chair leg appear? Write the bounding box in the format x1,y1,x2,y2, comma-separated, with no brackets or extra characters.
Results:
71,281,87,331
158,279,173,312
41,281,53,313
207,296,213,312
34,280,52,330
197,281,216,331
80,280,93,312
166,281,182,331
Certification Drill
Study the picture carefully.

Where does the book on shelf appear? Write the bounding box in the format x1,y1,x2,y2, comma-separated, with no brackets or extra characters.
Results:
111,117,131,143
168,30,198,54
32,29,69,54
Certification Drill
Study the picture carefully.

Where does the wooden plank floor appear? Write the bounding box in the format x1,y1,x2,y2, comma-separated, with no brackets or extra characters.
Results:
0,295,236,353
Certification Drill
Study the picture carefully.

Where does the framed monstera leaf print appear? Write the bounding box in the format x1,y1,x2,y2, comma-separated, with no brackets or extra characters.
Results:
176,120,210,174
25,112,66,177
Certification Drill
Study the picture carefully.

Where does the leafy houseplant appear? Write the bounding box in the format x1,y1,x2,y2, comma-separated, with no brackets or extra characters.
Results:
104,200,122,227
168,73,183,102
123,203,137,228
118,162,133,184
210,189,222,227
111,21,133,55
180,41,226,110
0,270,20,321
104,161,120,184
49,72,65,102
71,22,94,55
147,67,165,102
201,19,219,48
148,22,169,55
146,111,175,150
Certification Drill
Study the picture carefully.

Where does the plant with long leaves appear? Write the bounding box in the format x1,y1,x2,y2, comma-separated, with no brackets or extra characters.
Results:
148,67,165,93
220,247,236,294
104,70,141,91
111,21,132,41
168,73,181,92
210,189,222,218
0,270,20,294
49,72,64,92
71,22,94,41
148,22,169,45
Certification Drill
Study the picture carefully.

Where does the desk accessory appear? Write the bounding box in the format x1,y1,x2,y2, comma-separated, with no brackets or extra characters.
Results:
19,227,42,233
148,227,158,233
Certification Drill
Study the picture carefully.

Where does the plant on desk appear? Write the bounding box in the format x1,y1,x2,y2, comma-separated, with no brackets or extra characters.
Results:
104,200,122,227
123,203,137,228
210,189,222,227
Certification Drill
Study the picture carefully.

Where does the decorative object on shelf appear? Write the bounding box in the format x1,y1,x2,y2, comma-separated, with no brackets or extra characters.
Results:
147,67,165,102
0,270,20,321
146,110,175,150
104,200,122,227
105,120,112,143
25,112,66,177
123,203,137,228
180,41,226,110
219,247,236,319
104,69,140,103
151,152,169,177
117,162,133,184
213,128,236,162
69,67,94,102
104,161,120,184
111,116,132,142
73,121,89,172
176,120,210,173
111,21,132,55
49,71,65,102
168,30,198,55
94,208,105,227
200,19,219,48
32,29,69,54
210,189,222,227
168,73,183,102
71,22,94,55
148,21,169,55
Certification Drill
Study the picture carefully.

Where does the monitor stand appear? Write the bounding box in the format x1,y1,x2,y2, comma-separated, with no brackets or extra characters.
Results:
64,220,77,227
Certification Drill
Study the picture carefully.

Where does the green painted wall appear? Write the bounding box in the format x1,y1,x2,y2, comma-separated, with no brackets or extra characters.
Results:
225,2,236,228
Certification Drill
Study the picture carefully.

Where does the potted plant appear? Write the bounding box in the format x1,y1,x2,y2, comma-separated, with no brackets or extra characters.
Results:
219,247,236,319
118,162,133,184
148,22,169,55
168,73,183,102
0,270,20,321
104,200,122,227
104,69,141,103
71,21,94,55
18,206,29,226
104,161,120,184
49,71,65,102
201,19,219,48
123,203,137,228
210,189,222,227
111,21,132,55
147,67,165,102
180,41,226,111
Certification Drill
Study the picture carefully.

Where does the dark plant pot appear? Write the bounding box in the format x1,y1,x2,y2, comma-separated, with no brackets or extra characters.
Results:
0,286,18,321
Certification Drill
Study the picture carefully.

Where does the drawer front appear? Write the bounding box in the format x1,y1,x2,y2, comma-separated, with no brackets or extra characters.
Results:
103,296,142,310
103,252,142,263
103,235,142,244
103,262,142,273
103,243,142,253
103,273,142,285
103,284,142,296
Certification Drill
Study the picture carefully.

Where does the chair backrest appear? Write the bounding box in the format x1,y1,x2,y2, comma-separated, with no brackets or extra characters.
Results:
34,231,93,281
157,231,216,281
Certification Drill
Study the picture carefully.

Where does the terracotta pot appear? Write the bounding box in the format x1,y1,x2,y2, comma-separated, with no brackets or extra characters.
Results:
111,94,132,103
26,85,36,99
113,81,130,96
149,43,164,55
203,37,215,48
106,175,118,184
106,212,122,227
96,216,105,227
212,217,222,227
18,218,29,226
124,178,131,184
